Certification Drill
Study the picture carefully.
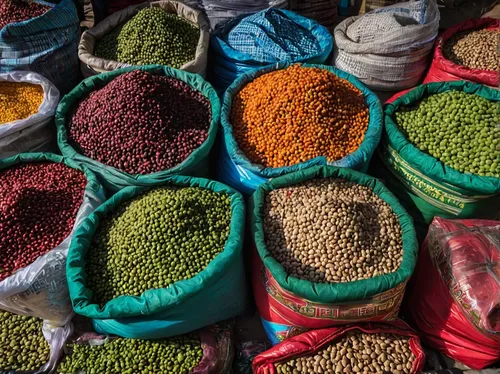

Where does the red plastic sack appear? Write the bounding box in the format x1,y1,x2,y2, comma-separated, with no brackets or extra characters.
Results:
424,18,499,87
252,319,426,374
406,217,500,370
385,88,413,104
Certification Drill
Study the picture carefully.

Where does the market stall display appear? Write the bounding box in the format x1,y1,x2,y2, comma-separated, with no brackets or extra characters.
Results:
218,63,382,194
67,175,247,339
0,0,80,94
251,165,418,344
406,217,500,370
56,65,220,192
334,0,439,91
373,81,500,240
252,320,425,374
424,18,500,87
0,153,104,327
0,72,59,158
210,9,333,94
78,1,209,77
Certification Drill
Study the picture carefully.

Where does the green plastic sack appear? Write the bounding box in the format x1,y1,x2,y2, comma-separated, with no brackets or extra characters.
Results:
0,153,105,327
379,81,500,235
251,165,418,344
66,175,249,339
56,65,220,193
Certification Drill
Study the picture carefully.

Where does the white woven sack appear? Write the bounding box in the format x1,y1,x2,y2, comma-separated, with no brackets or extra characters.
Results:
0,72,59,159
334,0,439,90
78,0,210,77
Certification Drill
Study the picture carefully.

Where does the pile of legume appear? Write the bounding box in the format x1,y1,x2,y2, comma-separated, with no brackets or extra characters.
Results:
443,29,499,71
395,90,499,177
274,331,415,374
0,82,44,124
68,70,211,175
86,186,231,305
0,0,50,30
230,64,369,168
94,7,199,68
57,334,203,374
0,311,50,372
264,178,403,283
0,162,87,281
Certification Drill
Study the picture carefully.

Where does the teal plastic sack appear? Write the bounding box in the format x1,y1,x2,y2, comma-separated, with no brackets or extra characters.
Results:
376,81,500,240
210,9,333,93
217,62,383,195
67,175,249,339
56,65,221,193
0,0,80,94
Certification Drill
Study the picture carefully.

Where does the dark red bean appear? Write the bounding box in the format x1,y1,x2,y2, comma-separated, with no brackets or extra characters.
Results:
0,162,87,281
68,70,212,175
0,0,50,30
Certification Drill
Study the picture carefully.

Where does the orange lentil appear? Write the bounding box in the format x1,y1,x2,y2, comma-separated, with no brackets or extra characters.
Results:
0,82,44,125
230,64,370,168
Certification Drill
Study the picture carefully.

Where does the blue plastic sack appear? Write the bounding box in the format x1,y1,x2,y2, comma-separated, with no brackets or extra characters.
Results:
217,62,383,195
210,8,333,93
0,0,80,94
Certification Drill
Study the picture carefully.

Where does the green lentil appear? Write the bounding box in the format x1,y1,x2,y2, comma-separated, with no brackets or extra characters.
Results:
57,334,203,374
0,311,50,372
86,187,231,305
95,25,122,61
105,7,200,68
395,90,499,177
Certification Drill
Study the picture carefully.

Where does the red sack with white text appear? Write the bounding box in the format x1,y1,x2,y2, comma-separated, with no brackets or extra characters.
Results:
252,319,425,374
406,217,500,370
424,18,499,87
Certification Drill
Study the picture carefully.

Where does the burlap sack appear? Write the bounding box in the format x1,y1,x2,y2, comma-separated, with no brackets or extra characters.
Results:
78,0,209,77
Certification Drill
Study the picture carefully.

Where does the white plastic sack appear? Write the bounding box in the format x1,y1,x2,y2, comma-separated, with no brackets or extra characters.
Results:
0,72,59,159
334,0,440,90
39,322,74,373
78,0,210,77
0,164,105,327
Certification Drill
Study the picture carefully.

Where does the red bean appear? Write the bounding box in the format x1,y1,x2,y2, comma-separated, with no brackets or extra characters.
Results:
0,0,50,30
0,162,87,281
68,70,212,175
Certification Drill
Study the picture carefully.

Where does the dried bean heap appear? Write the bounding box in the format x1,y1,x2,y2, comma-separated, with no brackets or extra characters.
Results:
274,331,415,374
231,64,370,168
69,70,211,175
95,7,199,68
0,312,50,372
0,82,44,124
0,162,87,281
443,29,499,71
86,187,231,305
264,178,403,283
395,90,499,177
58,334,203,374
0,0,50,30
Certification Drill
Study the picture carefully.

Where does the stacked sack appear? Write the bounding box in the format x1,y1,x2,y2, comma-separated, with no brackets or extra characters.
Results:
210,9,333,94
288,0,340,33
0,0,80,94
334,0,439,91
218,63,382,194
0,153,105,373
199,0,287,29
78,1,210,77
250,165,419,344
424,17,499,87
0,72,59,158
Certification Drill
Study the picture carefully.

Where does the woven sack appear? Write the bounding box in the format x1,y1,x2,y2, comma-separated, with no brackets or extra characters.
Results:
334,0,439,91
78,1,209,77
288,0,340,32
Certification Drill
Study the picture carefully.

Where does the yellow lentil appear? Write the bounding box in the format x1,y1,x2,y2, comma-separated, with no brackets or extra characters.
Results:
0,82,44,125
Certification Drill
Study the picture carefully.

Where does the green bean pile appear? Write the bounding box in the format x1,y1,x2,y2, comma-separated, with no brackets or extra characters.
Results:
57,334,203,374
86,187,231,305
0,312,50,372
395,90,499,177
